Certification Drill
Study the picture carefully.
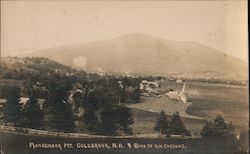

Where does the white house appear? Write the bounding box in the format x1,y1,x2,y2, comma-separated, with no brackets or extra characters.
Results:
0,97,45,109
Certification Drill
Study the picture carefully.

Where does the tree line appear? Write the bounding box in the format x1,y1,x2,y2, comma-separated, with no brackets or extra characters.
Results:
154,110,239,140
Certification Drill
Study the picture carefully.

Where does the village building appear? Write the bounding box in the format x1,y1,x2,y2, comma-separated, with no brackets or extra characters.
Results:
140,80,161,96
165,83,187,103
0,97,45,110
176,79,182,83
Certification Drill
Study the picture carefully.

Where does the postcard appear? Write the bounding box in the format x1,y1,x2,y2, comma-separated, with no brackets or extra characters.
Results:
0,0,248,154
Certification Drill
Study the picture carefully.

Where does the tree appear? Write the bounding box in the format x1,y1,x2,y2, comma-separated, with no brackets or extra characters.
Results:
49,102,75,132
1,86,21,126
154,111,170,136
200,121,214,137
200,115,241,152
169,112,190,136
99,107,118,135
72,91,85,112
47,85,75,132
21,90,43,129
129,85,140,103
114,106,134,134
200,114,235,138
83,109,98,131
98,105,134,136
213,114,229,136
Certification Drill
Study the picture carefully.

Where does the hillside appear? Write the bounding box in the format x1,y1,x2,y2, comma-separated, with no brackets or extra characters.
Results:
0,57,89,87
24,33,247,80
0,57,78,77
1,56,72,71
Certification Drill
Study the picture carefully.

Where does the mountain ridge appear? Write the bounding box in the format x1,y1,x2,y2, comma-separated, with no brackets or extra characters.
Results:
23,33,248,80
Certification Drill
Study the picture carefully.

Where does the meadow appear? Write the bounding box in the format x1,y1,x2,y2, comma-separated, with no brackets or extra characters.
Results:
129,82,248,136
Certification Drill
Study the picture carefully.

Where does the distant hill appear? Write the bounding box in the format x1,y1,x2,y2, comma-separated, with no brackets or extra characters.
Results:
24,33,248,80
0,57,88,82
1,57,74,74
0,57,90,89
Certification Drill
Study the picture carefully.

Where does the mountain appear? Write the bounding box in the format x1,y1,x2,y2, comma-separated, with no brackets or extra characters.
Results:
24,33,248,80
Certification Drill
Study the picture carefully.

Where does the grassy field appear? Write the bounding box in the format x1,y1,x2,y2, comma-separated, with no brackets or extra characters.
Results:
130,109,206,136
129,82,248,136
182,83,248,128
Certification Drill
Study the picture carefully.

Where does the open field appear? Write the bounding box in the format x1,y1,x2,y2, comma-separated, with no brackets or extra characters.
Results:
129,96,203,120
129,82,248,135
181,83,248,128
130,109,206,136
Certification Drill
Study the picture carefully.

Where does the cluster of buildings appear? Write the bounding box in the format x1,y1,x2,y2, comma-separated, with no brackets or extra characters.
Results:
139,80,161,96
139,79,188,103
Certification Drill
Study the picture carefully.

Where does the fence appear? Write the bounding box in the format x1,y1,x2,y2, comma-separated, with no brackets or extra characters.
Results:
0,125,138,138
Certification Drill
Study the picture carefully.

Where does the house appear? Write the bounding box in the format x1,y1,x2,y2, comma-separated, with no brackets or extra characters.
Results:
0,97,45,110
140,80,160,91
139,80,161,96
176,79,182,83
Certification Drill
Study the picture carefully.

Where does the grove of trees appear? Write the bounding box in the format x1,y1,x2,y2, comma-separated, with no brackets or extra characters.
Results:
200,114,235,138
154,111,190,136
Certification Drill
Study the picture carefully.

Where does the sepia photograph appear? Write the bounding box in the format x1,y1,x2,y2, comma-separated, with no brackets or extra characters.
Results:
0,0,248,154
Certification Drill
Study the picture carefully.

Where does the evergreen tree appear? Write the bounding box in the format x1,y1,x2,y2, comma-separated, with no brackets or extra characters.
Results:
213,114,228,136
114,106,134,134
169,112,190,136
98,105,134,135
200,114,235,138
1,86,21,126
200,121,214,137
154,111,170,136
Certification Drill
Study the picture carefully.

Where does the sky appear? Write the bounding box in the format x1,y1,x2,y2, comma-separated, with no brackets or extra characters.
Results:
1,0,248,61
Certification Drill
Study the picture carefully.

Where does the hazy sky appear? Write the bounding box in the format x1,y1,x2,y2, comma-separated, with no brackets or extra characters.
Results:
1,1,248,61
